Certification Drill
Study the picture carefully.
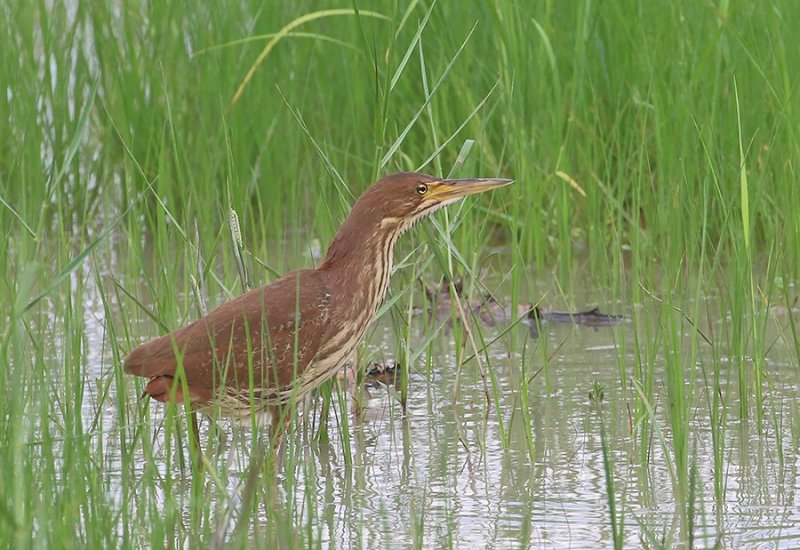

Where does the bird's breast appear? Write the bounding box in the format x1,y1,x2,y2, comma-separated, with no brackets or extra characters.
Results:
296,235,397,394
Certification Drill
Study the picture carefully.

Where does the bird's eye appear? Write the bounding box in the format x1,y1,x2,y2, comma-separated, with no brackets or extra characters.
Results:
416,184,428,195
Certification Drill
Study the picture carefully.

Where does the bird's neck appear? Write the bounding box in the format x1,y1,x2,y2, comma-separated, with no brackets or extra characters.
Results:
319,215,403,318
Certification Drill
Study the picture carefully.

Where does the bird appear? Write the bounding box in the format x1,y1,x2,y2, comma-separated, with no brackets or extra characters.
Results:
123,172,512,430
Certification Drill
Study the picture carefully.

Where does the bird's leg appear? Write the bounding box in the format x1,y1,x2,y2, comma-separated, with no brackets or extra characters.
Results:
187,411,205,472
345,357,366,419
189,411,201,449
268,405,283,446
267,404,291,471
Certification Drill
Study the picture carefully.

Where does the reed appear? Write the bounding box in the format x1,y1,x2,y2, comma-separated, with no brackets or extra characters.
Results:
1,0,798,546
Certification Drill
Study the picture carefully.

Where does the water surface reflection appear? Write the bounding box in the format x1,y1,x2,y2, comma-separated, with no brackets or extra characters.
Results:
82,272,800,547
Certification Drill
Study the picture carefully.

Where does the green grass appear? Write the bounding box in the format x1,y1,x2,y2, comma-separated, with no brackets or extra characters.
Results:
2,0,799,547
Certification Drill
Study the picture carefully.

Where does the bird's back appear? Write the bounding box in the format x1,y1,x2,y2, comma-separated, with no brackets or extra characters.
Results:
124,269,332,406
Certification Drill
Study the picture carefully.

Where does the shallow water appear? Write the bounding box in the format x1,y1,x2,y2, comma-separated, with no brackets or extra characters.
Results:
75,266,800,548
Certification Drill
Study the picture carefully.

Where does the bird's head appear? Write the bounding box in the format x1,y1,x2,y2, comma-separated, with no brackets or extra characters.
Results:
320,171,513,269
355,171,513,233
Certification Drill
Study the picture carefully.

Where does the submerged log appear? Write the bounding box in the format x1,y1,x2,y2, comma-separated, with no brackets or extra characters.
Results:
418,279,626,336
363,280,627,381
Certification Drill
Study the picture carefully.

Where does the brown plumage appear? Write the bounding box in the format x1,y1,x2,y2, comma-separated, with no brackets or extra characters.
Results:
124,172,512,420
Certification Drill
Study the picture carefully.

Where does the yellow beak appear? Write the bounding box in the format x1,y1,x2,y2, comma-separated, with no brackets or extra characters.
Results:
430,177,514,201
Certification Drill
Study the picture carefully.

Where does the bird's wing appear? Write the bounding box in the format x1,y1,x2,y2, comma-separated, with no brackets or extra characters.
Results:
123,269,331,394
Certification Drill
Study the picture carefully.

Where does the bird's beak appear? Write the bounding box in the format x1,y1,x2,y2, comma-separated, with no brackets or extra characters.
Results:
430,177,514,201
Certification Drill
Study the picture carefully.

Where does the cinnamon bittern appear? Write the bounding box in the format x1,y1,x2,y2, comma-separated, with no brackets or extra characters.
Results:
124,172,512,424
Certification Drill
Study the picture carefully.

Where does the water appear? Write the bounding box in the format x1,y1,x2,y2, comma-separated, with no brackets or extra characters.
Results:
6,2,799,545
78,266,800,548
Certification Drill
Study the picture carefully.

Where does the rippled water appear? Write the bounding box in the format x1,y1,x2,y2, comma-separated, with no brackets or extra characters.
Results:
80,267,800,548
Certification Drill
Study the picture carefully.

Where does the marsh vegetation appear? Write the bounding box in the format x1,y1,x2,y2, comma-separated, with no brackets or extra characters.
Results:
1,1,799,547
